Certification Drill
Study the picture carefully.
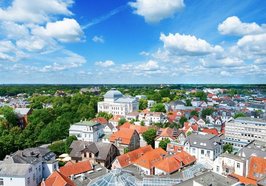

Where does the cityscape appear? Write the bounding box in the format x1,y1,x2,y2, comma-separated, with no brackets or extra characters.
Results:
0,0,266,186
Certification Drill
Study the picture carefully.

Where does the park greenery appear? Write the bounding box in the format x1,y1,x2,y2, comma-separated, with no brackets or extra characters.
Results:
0,92,100,160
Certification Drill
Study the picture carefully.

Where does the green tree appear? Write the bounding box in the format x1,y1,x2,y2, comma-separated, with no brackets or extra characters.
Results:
142,128,157,147
124,147,129,154
186,131,192,136
139,99,148,110
201,108,214,119
140,120,145,126
234,112,246,119
118,118,127,126
223,144,233,153
190,110,199,117
179,116,187,127
97,112,113,121
65,136,77,153
159,138,170,150
0,107,18,129
185,99,192,106
49,141,66,155
151,103,166,113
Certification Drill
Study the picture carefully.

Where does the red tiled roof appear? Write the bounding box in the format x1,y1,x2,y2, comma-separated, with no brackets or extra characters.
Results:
59,160,92,177
91,117,108,124
109,128,137,145
174,151,196,166
110,115,122,122
230,173,257,185
154,156,181,174
134,148,167,169
116,145,153,168
247,156,266,181
202,128,219,136
119,123,148,134
41,171,76,186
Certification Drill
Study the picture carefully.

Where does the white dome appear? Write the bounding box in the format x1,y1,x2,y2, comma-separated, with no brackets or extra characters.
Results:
104,88,123,99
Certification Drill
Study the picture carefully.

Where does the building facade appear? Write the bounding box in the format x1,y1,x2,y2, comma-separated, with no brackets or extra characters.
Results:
184,132,223,162
69,120,104,142
224,117,266,151
98,88,139,116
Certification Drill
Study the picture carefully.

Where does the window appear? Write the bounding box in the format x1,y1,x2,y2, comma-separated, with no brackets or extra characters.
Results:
201,150,204,155
29,167,32,173
216,166,219,172
27,177,30,184
237,163,240,168
0,178,3,186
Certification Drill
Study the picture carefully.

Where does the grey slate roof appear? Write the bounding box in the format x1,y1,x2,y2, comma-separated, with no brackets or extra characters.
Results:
4,147,56,165
0,162,32,177
69,140,117,161
237,140,266,159
185,133,222,150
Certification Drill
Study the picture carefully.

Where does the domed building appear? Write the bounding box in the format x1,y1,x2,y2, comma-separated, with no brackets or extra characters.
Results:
98,88,139,116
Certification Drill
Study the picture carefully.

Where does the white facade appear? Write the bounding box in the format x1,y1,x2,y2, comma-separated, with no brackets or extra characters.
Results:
184,133,222,162
98,88,139,116
213,154,245,176
0,163,43,186
224,117,266,150
69,121,104,142
139,112,167,125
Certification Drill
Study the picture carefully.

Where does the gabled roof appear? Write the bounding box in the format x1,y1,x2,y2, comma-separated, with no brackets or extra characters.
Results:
69,140,117,161
134,148,167,169
174,151,196,166
91,117,108,124
154,156,181,174
156,127,184,140
59,160,92,177
116,145,153,168
119,123,148,134
202,128,219,136
109,128,138,145
41,171,75,186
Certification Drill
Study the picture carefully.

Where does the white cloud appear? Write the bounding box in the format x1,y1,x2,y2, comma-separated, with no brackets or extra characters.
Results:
136,60,159,71
237,33,266,55
218,16,265,36
129,0,184,23
139,51,150,56
40,50,86,72
0,40,26,62
32,18,83,42
0,0,73,23
0,21,29,39
95,60,115,67
160,33,223,56
220,71,231,77
92,36,104,43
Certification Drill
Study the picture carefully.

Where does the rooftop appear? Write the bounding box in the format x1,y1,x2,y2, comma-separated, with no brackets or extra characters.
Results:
178,171,238,186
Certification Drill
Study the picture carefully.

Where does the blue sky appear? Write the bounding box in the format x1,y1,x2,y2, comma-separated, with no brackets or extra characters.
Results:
0,0,266,84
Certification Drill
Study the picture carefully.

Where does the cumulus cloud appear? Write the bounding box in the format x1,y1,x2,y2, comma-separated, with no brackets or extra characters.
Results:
129,0,184,23
136,60,159,71
92,36,104,43
95,60,115,67
32,18,83,42
218,16,265,36
237,33,266,55
160,33,223,56
39,51,86,72
0,0,73,23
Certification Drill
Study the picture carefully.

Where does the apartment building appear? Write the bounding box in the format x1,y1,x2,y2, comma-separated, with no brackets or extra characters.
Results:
224,117,266,151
